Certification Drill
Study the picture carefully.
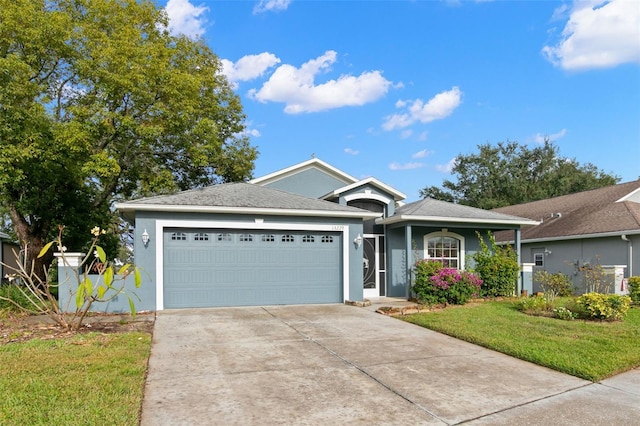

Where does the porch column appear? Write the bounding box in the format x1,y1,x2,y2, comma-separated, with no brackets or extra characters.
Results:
406,224,412,300
515,228,522,295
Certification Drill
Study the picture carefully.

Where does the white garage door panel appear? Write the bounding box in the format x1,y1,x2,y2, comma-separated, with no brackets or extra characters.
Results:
163,229,342,308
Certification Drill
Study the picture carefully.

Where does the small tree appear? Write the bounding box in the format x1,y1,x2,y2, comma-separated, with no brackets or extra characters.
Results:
0,226,141,331
534,270,574,303
578,257,612,293
471,231,520,297
628,277,640,304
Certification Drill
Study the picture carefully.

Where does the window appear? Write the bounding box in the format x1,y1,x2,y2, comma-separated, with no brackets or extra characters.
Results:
217,233,232,242
261,234,275,242
194,233,209,241
239,234,254,242
321,235,334,243
302,235,315,243
424,232,465,269
281,235,295,243
534,253,544,267
171,232,187,241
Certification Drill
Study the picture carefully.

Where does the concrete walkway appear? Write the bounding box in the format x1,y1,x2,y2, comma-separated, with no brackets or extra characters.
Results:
140,304,640,425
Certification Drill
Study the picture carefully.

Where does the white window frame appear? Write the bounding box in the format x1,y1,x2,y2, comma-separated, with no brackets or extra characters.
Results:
423,231,466,270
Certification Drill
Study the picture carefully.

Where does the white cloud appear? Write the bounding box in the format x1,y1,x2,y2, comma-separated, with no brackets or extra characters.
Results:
382,87,462,131
533,128,567,144
435,158,457,173
344,148,359,155
417,131,428,141
221,53,281,87
412,149,433,159
389,162,425,171
253,0,292,14
248,50,393,114
542,0,640,70
165,0,208,39
400,129,413,139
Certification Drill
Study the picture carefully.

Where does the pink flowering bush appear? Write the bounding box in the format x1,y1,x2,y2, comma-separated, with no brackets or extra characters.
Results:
413,260,482,305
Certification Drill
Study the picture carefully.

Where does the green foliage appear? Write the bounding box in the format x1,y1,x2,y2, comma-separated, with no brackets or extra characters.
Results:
0,284,32,312
471,231,520,297
0,0,257,274
419,139,619,209
0,226,142,331
627,276,640,304
578,293,631,321
516,296,553,315
553,306,576,321
534,270,575,303
412,260,482,305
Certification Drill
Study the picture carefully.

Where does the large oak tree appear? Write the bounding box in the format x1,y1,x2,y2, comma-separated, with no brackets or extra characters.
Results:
420,140,619,209
0,0,257,274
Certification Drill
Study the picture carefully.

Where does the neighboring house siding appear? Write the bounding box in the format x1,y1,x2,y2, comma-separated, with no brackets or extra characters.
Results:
523,235,638,294
1,241,20,281
261,168,350,199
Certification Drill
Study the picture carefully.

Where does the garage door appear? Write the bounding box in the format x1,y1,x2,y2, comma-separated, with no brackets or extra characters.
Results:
163,228,342,308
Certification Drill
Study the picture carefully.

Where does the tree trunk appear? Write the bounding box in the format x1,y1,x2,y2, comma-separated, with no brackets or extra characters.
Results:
8,204,53,284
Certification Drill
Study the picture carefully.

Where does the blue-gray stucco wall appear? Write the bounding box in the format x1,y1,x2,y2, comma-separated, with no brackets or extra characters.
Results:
262,168,349,199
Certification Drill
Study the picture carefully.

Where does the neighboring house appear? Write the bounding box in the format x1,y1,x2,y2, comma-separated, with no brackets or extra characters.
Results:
0,231,20,282
493,180,640,295
106,158,536,312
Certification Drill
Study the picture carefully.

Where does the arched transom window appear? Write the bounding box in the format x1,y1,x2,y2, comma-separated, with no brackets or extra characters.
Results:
424,232,465,270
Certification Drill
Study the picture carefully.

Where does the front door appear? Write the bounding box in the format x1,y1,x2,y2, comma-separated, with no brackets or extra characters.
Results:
363,235,386,298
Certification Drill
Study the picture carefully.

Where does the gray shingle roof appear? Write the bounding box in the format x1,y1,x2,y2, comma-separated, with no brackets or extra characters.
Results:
116,182,377,217
492,180,640,241
379,197,537,226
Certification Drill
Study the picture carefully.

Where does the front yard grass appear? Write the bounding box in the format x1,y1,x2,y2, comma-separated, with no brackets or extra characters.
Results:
401,299,640,382
0,331,151,425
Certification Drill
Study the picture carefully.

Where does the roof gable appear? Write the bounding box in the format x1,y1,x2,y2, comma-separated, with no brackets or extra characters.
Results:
321,177,406,202
493,180,640,240
251,158,358,187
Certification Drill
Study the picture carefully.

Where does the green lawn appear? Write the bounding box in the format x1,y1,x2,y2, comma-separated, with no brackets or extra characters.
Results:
402,300,640,382
0,332,151,425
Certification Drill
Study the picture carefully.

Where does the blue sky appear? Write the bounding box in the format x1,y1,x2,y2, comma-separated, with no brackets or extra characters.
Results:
160,0,640,202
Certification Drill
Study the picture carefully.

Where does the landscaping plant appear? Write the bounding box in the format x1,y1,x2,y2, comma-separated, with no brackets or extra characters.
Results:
0,226,141,331
534,270,575,303
577,257,612,293
413,259,482,305
627,276,640,304
577,293,631,321
471,231,520,297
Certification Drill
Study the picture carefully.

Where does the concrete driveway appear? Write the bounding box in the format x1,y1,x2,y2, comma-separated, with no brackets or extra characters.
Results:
141,304,640,425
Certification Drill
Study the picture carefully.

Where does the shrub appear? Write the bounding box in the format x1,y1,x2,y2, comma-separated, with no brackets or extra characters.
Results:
553,306,576,321
627,276,640,304
0,284,33,312
578,257,612,293
412,261,482,305
534,270,575,303
517,296,553,315
471,231,520,297
577,293,631,321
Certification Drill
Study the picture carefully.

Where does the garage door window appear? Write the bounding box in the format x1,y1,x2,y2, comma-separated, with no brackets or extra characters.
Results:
321,235,334,243
239,234,254,242
302,235,315,243
261,234,275,242
171,232,187,241
282,235,295,242
194,233,209,241
217,233,232,242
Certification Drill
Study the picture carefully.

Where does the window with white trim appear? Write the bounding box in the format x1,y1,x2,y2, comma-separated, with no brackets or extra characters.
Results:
534,253,544,267
321,235,334,243
424,232,465,269
281,235,295,243
194,233,209,241
261,234,275,242
239,234,254,242
171,232,187,241
302,235,315,243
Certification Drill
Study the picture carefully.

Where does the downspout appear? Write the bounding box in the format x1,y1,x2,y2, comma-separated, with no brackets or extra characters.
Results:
621,235,633,277
406,224,413,300
515,228,522,295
